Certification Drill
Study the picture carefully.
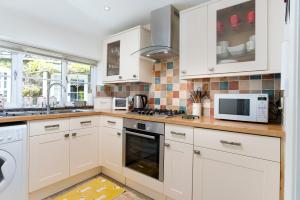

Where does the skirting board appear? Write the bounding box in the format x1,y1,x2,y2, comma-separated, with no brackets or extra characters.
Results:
29,167,102,200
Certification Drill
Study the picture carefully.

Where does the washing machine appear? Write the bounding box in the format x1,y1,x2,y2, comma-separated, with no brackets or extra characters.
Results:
0,123,27,200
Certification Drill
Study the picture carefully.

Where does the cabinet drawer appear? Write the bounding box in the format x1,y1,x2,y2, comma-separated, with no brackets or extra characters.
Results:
29,119,69,136
194,128,280,162
165,124,193,144
101,116,123,129
70,116,99,130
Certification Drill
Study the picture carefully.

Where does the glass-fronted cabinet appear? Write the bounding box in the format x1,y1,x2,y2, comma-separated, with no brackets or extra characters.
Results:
208,0,267,74
106,41,120,77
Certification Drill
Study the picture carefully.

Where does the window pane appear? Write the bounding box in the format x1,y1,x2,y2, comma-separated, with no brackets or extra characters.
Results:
23,54,62,80
0,49,12,104
67,62,91,103
23,78,61,107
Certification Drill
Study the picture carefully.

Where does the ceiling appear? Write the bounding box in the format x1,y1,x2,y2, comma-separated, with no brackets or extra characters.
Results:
0,0,208,38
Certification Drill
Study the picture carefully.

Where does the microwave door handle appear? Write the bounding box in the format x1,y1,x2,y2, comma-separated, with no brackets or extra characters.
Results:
126,131,155,140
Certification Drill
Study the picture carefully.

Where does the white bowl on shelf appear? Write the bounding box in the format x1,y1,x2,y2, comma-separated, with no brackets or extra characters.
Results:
217,45,229,59
227,44,246,57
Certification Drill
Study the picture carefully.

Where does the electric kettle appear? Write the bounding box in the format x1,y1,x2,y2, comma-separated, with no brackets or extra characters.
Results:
132,95,148,109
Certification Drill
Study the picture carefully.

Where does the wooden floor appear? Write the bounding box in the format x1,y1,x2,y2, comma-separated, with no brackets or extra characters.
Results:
45,175,152,200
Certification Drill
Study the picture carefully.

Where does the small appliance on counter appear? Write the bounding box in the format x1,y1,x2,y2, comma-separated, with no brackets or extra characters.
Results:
132,94,148,110
112,97,128,110
214,93,269,123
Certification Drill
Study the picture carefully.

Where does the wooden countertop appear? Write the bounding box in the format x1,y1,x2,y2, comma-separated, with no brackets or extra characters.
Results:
0,109,285,138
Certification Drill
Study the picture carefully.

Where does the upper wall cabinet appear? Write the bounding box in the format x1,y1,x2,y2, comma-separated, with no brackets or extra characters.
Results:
180,0,284,79
102,26,153,83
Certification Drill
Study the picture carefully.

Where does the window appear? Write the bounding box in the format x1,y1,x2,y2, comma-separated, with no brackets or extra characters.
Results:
0,46,96,108
0,49,12,105
67,62,91,102
23,54,62,106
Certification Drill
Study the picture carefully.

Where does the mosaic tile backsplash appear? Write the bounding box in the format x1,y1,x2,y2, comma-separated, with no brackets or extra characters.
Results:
96,60,281,120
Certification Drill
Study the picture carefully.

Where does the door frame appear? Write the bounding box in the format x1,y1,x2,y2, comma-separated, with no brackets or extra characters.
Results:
284,0,300,199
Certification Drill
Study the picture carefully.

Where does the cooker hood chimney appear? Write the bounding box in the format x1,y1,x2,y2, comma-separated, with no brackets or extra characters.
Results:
132,5,179,61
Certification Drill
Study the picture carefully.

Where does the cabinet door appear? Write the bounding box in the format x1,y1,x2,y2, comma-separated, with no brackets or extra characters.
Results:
69,127,98,176
164,140,193,200
207,0,267,74
193,146,280,200
103,36,122,82
101,127,123,174
119,28,140,81
29,131,70,192
180,6,209,78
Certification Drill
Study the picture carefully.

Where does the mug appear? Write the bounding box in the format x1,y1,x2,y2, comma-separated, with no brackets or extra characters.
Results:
230,14,240,29
217,21,224,33
247,10,255,24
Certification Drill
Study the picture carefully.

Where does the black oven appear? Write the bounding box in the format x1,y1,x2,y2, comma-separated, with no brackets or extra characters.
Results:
123,119,164,181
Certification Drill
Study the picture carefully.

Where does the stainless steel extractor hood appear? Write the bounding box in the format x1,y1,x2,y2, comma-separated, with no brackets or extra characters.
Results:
132,5,179,61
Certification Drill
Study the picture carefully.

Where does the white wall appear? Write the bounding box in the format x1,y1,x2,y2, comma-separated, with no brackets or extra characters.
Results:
0,8,101,60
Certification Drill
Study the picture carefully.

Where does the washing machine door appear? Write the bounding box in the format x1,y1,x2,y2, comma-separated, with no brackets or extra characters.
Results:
0,150,16,193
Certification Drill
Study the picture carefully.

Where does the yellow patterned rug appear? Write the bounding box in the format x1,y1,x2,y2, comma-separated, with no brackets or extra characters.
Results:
54,177,125,200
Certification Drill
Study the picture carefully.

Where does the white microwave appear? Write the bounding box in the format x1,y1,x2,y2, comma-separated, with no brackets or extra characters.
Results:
214,94,269,123
112,97,128,110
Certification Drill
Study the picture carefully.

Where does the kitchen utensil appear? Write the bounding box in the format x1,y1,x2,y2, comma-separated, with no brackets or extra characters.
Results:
132,94,148,109
227,44,246,57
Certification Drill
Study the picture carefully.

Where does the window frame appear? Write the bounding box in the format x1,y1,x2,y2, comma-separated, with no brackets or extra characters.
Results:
0,50,96,108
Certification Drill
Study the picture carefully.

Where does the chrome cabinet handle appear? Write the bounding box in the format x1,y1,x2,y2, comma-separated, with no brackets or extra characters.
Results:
72,133,77,137
208,67,214,72
64,134,70,138
117,132,121,136
170,131,186,137
164,143,170,147
133,74,137,78
181,70,187,74
44,124,60,130
119,76,122,79
194,150,201,155
80,121,92,126
220,140,242,147
107,120,116,124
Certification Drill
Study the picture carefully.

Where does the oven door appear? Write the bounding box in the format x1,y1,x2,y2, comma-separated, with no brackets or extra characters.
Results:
123,128,164,181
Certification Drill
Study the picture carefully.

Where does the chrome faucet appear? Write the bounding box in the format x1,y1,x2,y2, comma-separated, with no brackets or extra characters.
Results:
47,82,66,114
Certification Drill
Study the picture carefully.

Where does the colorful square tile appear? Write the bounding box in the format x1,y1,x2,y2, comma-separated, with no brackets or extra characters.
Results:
155,77,160,84
211,82,220,90
161,84,167,91
262,80,274,90
250,75,262,80
160,77,167,84
155,98,160,105
229,81,239,90
262,74,274,79
239,76,250,80
275,73,281,79
167,92,173,98
249,80,262,90
167,77,173,83
155,71,160,77
167,84,173,91
144,85,150,91
172,98,179,106
173,91,179,98
173,83,180,91
167,62,173,69
167,98,172,105
155,85,161,91
239,80,249,90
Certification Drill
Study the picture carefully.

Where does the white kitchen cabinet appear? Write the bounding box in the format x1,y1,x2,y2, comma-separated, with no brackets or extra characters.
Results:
180,5,209,78
207,0,268,74
101,126,123,174
180,0,284,79
69,127,98,176
164,140,193,200
102,26,153,83
193,146,280,200
29,131,70,192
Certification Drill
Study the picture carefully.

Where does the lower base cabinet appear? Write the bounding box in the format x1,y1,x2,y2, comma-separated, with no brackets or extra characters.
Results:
70,127,98,176
193,146,280,200
164,140,193,200
101,126,123,174
29,131,70,192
